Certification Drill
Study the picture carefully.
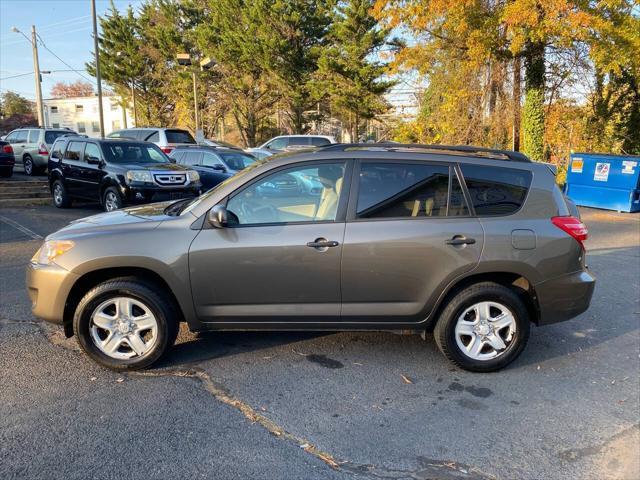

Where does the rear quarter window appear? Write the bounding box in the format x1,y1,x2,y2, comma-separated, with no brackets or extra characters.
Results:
460,164,532,216
45,131,72,144
165,129,196,144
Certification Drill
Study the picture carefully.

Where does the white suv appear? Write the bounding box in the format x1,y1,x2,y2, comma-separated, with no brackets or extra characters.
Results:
108,128,196,155
255,135,337,153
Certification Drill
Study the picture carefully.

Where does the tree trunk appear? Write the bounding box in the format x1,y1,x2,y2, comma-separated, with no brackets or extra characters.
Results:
522,42,545,161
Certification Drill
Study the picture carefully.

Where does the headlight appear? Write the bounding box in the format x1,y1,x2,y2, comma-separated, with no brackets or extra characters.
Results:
187,170,200,182
32,240,75,265
126,170,153,183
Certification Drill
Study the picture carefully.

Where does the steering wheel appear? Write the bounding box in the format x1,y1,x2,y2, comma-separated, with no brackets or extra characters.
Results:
239,200,279,223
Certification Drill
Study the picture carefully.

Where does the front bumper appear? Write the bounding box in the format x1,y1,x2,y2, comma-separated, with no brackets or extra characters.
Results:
535,269,596,325
124,185,201,204
26,262,79,324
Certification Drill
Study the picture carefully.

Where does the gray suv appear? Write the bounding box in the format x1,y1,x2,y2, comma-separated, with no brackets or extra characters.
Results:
4,127,76,175
26,144,595,372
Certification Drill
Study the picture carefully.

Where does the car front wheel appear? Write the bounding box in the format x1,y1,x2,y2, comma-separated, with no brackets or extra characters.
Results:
73,278,178,370
52,180,72,208
103,187,123,212
434,282,530,372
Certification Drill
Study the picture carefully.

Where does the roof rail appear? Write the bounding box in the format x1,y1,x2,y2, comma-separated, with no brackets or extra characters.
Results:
315,143,532,163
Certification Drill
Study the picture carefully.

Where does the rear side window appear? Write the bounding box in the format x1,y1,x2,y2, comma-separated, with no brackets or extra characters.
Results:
311,137,331,146
136,129,155,140
356,163,450,218
289,137,309,146
64,141,84,161
145,131,160,142
45,130,71,144
27,130,40,143
460,164,532,216
165,129,196,144
181,151,203,165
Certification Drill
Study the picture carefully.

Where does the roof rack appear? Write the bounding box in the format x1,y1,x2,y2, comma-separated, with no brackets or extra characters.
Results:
315,143,532,163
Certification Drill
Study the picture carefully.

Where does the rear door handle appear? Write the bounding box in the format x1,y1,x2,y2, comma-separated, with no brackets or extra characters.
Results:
306,238,340,249
445,235,476,246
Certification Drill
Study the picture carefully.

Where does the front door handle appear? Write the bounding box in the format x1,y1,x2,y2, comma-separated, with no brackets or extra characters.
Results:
306,238,340,249
445,235,476,246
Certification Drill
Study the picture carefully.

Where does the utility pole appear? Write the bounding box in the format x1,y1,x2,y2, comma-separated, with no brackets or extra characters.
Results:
512,55,522,151
11,26,45,126
91,0,105,138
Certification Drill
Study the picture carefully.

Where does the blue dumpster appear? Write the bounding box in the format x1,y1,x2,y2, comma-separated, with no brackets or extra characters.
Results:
564,153,640,212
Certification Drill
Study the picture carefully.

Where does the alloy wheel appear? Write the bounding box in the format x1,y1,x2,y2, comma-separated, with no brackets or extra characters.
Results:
454,301,516,361
24,158,33,175
53,184,63,206
89,296,158,360
104,191,119,211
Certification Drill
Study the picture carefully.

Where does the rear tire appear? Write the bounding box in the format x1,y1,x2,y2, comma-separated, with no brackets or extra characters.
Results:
23,155,35,176
434,282,530,372
73,278,179,371
52,179,72,208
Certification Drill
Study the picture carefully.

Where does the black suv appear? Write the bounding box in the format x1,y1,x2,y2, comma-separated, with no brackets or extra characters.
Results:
48,136,201,212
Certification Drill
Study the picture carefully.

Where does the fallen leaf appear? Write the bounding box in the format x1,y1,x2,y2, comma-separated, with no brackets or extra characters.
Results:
300,443,310,449
401,374,413,384
116,378,124,383
90,377,97,381
353,362,363,366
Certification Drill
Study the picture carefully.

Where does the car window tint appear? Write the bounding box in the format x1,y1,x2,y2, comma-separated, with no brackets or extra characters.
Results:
27,130,40,143
267,137,288,150
356,163,450,218
84,143,102,162
64,141,84,161
310,137,331,146
165,129,196,144
180,151,203,165
45,131,71,144
202,152,223,167
14,131,28,143
145,131,159,142
170,151,185,163
288,137,309,146
103,142,168,164
227,162,346,225
219,152,256,170
449,171,470,216
460,164,532,216
109,131,122,138
135,129,153,140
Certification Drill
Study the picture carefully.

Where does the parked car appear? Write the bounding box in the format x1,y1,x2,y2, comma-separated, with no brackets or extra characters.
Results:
107,128,196,155
0,140,16,177
246,148,273,161
253,134,337,153
47,136,201,212
201,138,243,150
3,127,77,175
28,143,594,372
169,146,256,190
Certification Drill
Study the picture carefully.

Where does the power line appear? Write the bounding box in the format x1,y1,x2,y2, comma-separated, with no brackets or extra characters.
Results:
0,72,33,80
35,33,96,85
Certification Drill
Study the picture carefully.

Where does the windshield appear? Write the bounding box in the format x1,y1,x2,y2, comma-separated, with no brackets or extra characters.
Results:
219,152,256,170
178,157,270,216
103,142,169,164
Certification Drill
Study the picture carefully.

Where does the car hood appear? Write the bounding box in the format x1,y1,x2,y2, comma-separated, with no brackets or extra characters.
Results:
115,162,191,171
48,202,174,240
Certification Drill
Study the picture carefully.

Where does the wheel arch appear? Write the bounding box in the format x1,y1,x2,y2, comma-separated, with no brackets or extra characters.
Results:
426,271,541,331
62,266,186,338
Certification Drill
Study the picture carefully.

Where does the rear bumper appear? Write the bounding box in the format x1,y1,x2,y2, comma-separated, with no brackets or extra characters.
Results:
535,269,596,325
26,261,79,325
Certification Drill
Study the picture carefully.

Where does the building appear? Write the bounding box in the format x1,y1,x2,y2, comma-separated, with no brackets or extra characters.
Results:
43,95,134,137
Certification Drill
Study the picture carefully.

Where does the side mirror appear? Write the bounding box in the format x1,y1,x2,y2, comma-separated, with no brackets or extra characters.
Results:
86,156,101,165
207,204,228,228
212,164,226,172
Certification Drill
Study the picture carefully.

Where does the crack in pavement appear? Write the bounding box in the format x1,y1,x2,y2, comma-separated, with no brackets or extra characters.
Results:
131,367,493,480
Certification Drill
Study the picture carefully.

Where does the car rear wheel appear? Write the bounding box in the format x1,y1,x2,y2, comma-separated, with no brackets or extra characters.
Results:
434,282,530,372
23,155,34,176
52,180,72,208
73,278,178,371
103,187,123,212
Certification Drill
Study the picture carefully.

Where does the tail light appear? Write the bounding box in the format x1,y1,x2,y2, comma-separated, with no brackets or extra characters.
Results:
552,216,588,249
38,143,48,155
2,145,12,154
161,147,174,154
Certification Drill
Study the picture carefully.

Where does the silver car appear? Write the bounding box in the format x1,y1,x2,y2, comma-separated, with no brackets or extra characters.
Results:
26,144,595,372
108,127,196,155
4,127,76,175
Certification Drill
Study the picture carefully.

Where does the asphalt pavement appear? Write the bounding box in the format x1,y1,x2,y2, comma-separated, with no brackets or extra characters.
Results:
0,204,638,480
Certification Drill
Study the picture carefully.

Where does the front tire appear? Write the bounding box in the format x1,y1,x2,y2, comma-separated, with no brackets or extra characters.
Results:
52,179,72,208
434,282,530,372
73,278,178,371
103,186,123,212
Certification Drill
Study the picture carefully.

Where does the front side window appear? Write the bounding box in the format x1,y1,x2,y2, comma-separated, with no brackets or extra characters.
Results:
218,152,256,170
311,137,331,146
460,164,532,216
84,143,102,162
182,151,203,166
27,130,40,143
50,140,65,160
201,152,223,167
356,162,450,218
227,162,346,225
64,141,84,161
13,130,28,143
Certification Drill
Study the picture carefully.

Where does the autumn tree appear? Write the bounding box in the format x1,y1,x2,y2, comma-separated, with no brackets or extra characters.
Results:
50,80,95,98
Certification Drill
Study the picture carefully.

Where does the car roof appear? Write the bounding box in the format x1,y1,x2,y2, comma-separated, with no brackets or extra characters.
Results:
172,145,248,153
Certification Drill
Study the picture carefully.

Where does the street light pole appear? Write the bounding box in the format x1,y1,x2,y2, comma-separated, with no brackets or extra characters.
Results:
91,0,105,138
30,26,45,127
192,71,199,132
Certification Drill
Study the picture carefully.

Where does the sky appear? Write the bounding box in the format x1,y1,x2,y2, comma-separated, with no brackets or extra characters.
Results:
0,0,142,100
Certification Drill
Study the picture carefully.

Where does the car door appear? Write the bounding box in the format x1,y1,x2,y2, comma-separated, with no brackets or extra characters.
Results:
9,130,28,158
340,160,484,323
61,141,87,198
79,142,106,200
189,160,351,324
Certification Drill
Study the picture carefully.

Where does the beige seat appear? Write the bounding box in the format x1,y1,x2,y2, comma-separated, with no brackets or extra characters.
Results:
316,178,343,220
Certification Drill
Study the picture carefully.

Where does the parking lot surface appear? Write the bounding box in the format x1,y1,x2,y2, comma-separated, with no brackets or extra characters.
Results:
1,204,638,480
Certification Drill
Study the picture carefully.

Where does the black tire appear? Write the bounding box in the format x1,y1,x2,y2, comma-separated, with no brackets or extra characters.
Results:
73,278,179,371
23,155,35,176
0,167,12,178
434,282,530,372
51,179,72,208
102,186,124,212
